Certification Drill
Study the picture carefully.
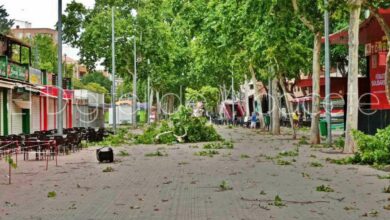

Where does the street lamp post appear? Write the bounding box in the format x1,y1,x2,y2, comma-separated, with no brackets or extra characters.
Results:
111,7,117,133
324,0,332,146
57,0,63,135
147,59,151,125
132,35,137,128
131,9,138,129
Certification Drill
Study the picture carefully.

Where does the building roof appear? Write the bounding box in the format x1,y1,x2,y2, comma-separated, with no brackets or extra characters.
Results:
12,27,57,32
324,8,390,45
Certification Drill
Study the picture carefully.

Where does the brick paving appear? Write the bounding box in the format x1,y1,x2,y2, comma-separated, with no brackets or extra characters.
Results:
1,126,390,220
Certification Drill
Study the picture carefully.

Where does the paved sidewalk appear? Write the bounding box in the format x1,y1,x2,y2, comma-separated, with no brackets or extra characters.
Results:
1,126,390,220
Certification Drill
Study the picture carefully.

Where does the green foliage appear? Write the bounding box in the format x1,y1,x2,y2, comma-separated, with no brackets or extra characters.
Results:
135,121,175,144
81,71,112,92
145,150,168,157
203,140,234,150
276,159,292,166
26,34,58,73
240,154,250,159
84,83,108,94
194,150,219,157
278,149,299,157
185,86,220,112
47,191,57,198
298,136,309,145
219,180,233,191
334,136,345,149
136,106,221,144
4,155,17,169
270,195,285,207
0,5,13,35
102,166,114,172
351,128,390,165
316,185,334,192
117,150,129,157
310,161,323,167
72,78,84,89
378,174,390,179
98,129,133,147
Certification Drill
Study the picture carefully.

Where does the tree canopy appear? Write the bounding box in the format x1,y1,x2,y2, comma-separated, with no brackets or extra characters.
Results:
0,5,13,35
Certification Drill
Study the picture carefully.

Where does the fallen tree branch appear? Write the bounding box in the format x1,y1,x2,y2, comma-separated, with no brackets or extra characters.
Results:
240,197,330,205
155,129,188,143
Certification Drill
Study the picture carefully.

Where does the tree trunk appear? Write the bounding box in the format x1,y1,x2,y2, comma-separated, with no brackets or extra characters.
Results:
310,32,322,144
272,77,280,135
368,6,390,102
156,90,160,122
244,75,251,117
249,64,265,129
291,0,321,144
149,89,154,123
168,95,174,114
344,1,362,153
279,77,297,139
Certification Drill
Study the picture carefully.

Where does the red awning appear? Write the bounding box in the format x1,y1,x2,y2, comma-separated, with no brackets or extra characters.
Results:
40,85,74,99
292,96,312,103
323,9,390,45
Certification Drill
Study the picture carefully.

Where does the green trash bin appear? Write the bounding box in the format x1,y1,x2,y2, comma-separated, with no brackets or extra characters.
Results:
264,115,270,126
319,120,328,137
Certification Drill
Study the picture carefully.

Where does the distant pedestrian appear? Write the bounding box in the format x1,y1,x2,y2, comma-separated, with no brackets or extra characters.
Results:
293,111,299,128
250,112,257,129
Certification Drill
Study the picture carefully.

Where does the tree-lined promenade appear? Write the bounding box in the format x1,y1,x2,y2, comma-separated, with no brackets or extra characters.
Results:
60,0,389,153
1,0,390,219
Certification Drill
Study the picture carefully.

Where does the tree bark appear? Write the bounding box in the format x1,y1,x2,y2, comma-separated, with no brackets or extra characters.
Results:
310,32,322,144
156,90,160,122
279,77,297,139
367,5,390,102
149,89,154,123
271,77,280,135
244,75,251,117
344,1,362,153
249,64,265,129
291,0,321,144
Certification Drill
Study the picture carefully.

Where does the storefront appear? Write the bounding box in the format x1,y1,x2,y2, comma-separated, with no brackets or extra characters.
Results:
327,9,390,134
40,85,73,131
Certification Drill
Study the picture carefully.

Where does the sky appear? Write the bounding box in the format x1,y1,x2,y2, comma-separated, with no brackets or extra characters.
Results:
1,0,95,60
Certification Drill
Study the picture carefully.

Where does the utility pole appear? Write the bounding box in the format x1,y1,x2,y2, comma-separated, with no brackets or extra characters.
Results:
111,7,117,133
130,8,138,128
57,0,63,135
132,35,137,128
324,0,332,146
147,59,150,125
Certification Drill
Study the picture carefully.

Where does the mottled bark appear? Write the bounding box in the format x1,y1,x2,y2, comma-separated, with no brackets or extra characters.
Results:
344,1,362,153
291,0,321,144
244,75,251,117
310,32,322,144
279,77,297,139
271,77,280,135
156,90,160,122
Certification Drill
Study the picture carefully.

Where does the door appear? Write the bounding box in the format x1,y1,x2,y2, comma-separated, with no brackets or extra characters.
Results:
22,109,30,134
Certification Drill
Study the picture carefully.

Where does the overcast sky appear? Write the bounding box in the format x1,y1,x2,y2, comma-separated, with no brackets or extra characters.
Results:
2,0,95,60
